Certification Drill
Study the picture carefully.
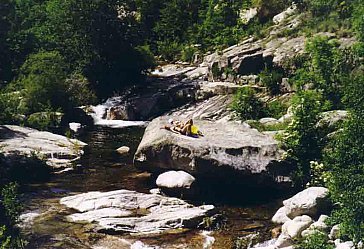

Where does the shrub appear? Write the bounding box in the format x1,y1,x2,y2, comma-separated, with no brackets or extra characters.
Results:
65,73,97,106
157,41,182,62
26,111,63,131
324,72,364,242
231,87,266,120
259,67,283,95
292,36,355,108
266,100,288,119
0,183,24,249
295,231,334,249
0,92,26,125
279,90,327,186
181,45,198,63
16,51,69,113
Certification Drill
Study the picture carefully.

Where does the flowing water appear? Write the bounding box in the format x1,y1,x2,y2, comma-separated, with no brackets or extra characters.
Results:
21,126,282,249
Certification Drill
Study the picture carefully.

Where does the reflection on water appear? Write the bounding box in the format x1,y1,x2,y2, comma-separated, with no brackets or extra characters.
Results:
22,126,281,249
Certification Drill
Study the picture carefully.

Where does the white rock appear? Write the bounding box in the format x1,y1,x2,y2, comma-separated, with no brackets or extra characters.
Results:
273,4,297,24
0,125,87,170
282,215,313,239
60,189,214,234
283,187,330,219
329,225,341,240
156,171,195,189
259,118,280,126
116,146,130,155
69,122,82,132
149,188,162,195
240,8,258,24
311,215,329,230
272,206,291,224
335,241,354,249
131,241,159,249
275,233,293,248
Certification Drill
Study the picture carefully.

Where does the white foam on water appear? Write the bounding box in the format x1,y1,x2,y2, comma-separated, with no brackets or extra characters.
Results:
90,97,147,129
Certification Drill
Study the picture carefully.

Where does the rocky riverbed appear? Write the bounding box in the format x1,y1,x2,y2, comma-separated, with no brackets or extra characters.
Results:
19,126,283,249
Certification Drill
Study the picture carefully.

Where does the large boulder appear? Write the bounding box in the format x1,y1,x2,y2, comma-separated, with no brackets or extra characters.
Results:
134,117,291,188
283,187,330,219
60,189,214,234
0,125,87,170
156,171,195,190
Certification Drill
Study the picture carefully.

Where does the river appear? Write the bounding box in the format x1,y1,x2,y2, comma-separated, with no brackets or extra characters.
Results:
21,126,282,249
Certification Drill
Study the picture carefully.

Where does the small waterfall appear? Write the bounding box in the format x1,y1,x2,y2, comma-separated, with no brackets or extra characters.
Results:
90,97,146,128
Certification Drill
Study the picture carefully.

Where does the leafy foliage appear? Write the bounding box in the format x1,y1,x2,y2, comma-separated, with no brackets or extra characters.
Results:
324,71,364,242
279,90,326,186
259,67,283,95
0,183,23,249
295,231,334,249
16,51,68,114
231,87,266,120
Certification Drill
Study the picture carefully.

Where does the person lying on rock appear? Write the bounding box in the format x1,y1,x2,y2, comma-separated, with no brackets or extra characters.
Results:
162,118,203,137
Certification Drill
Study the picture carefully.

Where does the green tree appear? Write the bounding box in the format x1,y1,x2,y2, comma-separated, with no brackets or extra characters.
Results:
280,90,326,186
325,72,364,242
16,51,69,113
293,36,354,108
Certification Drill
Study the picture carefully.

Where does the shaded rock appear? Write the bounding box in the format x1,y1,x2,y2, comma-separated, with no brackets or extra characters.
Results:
134,117,291,188
317,110,348,130
282,215,313,239
90,78,198,122
274,233,293,248
301,215,329,237
60,189,214,234
283,187,330,219
329,225,341,240
116,146,130,155
156,171,195,190
0,125,87,170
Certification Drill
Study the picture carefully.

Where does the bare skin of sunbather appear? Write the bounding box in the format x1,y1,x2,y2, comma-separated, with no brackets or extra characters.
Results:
162,119,193,136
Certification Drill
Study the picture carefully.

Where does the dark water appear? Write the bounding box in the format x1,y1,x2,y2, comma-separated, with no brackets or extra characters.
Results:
21,126,282,249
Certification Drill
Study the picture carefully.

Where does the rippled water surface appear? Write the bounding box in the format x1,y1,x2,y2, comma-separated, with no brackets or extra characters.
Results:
22,126,282,249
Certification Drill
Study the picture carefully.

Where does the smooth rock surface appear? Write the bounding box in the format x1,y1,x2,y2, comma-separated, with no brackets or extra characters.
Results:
156,171,195,189
283,187,330,219
282,215,313,238
272,206,291,224
273,4,297,24
0,125,87,169
60,189,214,234
116,146,130,155
134,117,290,188
335,241,354,249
